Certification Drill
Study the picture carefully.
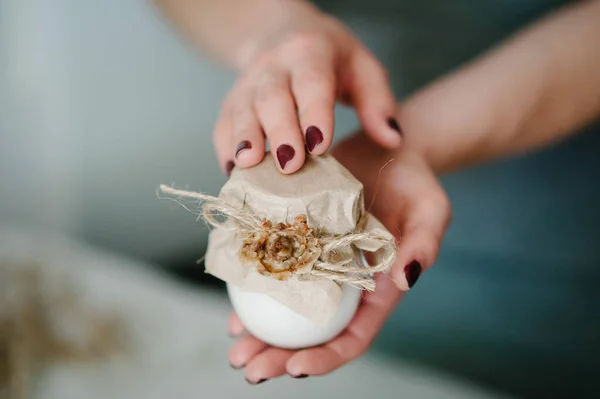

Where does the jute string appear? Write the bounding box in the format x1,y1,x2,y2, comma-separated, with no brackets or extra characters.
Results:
158,185,397,291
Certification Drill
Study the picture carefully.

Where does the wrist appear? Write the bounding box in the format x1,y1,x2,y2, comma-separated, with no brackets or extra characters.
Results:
396,66,505,175
397,1,600,175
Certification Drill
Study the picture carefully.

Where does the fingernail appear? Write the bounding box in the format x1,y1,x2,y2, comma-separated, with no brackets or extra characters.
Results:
235,140,252,158
225,160,235,177
387,117,403,136
276,144,295,170
305,126,323,152
230,362,243,370
292,374,309,379
246,378,267,385
404,260,422,288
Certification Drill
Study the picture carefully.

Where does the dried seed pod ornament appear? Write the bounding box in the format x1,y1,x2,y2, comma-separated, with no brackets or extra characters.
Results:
159,154,396,349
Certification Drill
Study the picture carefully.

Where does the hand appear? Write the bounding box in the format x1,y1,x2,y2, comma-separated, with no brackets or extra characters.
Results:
213,9,402,177
227,133,451,383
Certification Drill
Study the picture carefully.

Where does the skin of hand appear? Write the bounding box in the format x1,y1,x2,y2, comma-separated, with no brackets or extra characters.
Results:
222,0,600,381
159,0,600,385
208,5,402,176
155,0,401,175
227,133,451,383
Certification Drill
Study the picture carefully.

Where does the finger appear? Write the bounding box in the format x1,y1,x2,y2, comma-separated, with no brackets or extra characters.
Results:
347,49,402,148
253,71,305,174
230,88,266,168
290,57,336,155
212,103,236,177
244,347,294,383
286,275,402,376
228,312,246,337
392,195,451,291
229,334,269,369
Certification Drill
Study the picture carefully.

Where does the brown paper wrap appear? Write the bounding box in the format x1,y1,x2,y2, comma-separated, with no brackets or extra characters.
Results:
160,154,396,326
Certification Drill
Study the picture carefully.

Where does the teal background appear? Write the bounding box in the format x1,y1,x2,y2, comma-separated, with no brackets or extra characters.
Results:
315,1,600,397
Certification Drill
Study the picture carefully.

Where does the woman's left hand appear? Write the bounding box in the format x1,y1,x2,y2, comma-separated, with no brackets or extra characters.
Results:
227,133,451,382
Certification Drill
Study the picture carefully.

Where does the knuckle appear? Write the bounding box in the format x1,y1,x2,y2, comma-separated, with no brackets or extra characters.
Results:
435,191,452,220
298,79,336,102
250,51,278,70
225,82,253,108
354,342,371,360
221,94,246,117
254,82,289,106
298,67,331,86
422,190,450,214
360,50,390,83
297,100,331,124
229,101,252,120
252,32,326,66
283,31,325,55
417,197,439,215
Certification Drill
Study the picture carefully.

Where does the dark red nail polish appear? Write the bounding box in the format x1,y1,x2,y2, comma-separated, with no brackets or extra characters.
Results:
293,374,309,379
305,126,323,152
387,117,403,135
404,260,422,288
246,378,267,385
225,160,235,177
340,92,352,104
235,140,252,158
276,144,295,170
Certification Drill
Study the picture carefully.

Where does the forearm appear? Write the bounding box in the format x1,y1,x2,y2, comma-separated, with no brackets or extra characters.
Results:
400,0,600,174
154,0,322,71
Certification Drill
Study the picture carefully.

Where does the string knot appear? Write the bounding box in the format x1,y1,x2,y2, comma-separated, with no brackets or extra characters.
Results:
240,215,322,280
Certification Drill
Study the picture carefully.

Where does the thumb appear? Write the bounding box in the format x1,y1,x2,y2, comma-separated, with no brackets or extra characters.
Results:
391,197,451,291
346,48,403,148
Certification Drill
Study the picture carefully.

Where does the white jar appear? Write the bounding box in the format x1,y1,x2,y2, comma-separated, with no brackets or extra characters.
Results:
227,282,362,349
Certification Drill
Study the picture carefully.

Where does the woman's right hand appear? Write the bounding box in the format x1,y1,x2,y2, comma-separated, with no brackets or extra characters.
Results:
213,3,402,176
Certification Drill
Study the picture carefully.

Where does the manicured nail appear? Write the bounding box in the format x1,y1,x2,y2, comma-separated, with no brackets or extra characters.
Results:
292,374,309,379
340,92,352,105
225,160,235,177
404,260,422,288
387,117,403,135
276,144,295,170
235,140,252,158
305,126,323,152
246,378,267,385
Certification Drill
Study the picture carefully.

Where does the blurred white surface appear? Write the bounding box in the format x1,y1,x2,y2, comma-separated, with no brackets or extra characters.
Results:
0,229,512,399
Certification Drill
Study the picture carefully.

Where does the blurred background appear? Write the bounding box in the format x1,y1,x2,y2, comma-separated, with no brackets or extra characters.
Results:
1,0,599,398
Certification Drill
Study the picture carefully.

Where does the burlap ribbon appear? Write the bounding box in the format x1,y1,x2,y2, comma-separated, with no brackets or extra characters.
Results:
159,185,397,291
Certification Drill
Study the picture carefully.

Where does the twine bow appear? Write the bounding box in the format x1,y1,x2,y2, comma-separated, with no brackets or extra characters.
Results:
158,185,397,291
